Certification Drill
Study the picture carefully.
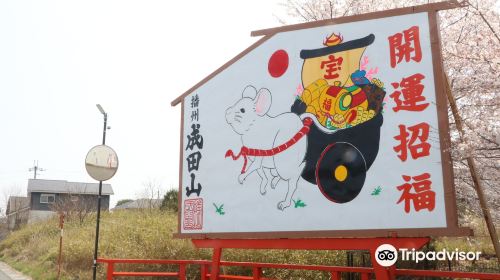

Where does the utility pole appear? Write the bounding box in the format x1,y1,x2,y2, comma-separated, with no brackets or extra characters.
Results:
29,160,45,179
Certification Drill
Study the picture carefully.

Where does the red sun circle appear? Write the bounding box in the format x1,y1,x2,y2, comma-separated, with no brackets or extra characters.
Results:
268,49,289,78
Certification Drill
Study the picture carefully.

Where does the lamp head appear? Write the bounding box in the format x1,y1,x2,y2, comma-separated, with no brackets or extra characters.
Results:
96,104,106,115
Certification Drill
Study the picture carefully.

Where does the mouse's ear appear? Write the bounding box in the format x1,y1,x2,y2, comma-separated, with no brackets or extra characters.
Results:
242,85,257,99
254,88,272,116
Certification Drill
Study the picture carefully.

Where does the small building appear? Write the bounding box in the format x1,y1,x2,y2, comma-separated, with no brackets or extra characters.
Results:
113,198,162,210
5,179,114,229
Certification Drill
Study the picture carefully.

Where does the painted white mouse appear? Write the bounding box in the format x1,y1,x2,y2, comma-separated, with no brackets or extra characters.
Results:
225,85,307,210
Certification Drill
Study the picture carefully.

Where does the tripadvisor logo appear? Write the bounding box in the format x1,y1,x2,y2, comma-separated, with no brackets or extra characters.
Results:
374,244,482,267
375,244,398,267
400,248,482,263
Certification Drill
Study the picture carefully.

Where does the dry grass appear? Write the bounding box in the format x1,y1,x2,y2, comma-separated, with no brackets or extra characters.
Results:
0,210,345,279
1,210,202,279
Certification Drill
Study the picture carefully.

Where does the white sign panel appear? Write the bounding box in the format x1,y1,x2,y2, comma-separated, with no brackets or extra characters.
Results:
178,12,459,237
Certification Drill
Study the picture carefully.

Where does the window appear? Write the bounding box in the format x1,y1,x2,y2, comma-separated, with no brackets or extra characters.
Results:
70,195,79,202
40,194,55,204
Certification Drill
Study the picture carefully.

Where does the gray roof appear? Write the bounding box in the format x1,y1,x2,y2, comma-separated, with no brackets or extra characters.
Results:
113,198,162,210
28,179,113,195
6,196,29,214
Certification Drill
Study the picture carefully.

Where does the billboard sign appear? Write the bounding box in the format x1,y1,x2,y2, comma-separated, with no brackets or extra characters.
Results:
173,7,469,238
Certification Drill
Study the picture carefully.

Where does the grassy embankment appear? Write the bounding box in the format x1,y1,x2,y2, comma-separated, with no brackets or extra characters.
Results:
0,210,348,279
1,209,499,279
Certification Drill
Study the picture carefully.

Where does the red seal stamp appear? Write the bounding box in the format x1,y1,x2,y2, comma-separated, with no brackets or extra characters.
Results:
183,198,203,230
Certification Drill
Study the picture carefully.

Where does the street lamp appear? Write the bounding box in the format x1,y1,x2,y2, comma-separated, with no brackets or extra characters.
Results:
86,105,118,279
96,104,105,115
92,104,107,280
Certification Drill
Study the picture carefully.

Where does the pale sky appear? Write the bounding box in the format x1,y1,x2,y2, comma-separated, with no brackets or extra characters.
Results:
0,0,287,211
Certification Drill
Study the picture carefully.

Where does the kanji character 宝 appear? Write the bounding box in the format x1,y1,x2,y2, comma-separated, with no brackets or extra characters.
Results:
393,122,430,161
186,124,203,150
186,151,202,172
320,54,343,79
397,173,435,213
388,26,422,68
185,173,202,197
390,73,429,112
191,94,199,108
191,109,199,122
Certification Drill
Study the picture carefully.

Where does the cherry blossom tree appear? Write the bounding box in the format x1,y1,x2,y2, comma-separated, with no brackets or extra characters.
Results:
277,0,500,223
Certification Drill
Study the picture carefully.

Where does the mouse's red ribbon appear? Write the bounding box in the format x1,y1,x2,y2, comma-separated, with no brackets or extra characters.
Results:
225,117,313,174
225,147,250,174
